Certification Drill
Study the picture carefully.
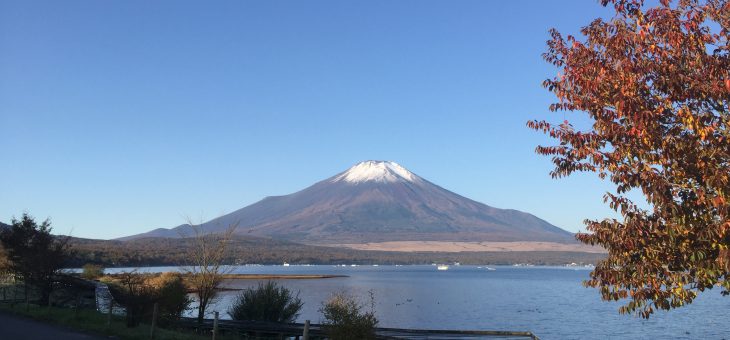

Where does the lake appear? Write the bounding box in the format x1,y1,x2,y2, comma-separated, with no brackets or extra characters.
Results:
103,265,729,340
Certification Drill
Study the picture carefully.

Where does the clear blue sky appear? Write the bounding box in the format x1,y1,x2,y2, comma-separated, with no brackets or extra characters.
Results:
1,0,624,239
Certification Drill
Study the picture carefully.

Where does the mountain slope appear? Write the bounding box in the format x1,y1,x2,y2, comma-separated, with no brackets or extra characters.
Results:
122,161,574,244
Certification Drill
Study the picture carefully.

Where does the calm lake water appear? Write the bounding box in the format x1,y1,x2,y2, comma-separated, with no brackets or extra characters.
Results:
104,265,729,340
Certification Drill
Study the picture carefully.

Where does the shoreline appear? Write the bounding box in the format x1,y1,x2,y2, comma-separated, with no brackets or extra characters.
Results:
216,274,348,291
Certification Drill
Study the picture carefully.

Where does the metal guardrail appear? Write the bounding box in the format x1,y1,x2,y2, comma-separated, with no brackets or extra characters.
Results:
176,317,540,339
177,318,327,338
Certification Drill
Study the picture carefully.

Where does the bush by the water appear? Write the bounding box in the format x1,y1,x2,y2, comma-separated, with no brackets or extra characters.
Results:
81,264,104,279
108,271,191,327
320,291,378,340
147,272,191,326
228,281,303,323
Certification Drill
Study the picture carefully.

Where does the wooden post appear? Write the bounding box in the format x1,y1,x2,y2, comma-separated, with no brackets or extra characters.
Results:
107,301,113,329
302,320,310,340
74,293,81,319
11,281,16,308
47,291,52,314
12,278,18,308
150,302,159,339
212,311,219,340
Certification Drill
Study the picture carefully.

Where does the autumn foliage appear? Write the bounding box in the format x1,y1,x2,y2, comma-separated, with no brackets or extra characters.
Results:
529,0,730,317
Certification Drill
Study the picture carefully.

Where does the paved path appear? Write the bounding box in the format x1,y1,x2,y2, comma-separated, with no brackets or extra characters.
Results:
0,311,107,339
94,282,125,316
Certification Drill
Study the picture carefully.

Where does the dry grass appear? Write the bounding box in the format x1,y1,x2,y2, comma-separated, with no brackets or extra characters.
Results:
333,241,606,253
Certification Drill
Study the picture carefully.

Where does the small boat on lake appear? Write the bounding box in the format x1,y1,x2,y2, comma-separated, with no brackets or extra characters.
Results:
437,265,449,271
283,262,290,267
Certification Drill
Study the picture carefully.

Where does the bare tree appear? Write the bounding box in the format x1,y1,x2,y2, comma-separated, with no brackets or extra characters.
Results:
180,218,238,323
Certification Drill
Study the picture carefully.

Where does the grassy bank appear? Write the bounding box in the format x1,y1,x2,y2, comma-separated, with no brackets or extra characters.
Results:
0,302,231,340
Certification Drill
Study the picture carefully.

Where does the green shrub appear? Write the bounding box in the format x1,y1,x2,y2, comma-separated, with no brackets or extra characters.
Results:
81,264,104,280
320,291,378,340
228,281,303,323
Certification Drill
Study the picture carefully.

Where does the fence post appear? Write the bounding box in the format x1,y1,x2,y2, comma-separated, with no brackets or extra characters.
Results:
212,311,219,340
150,302,159,339
303,320,310,340
11,281,16,308
74,293,81,319
47,291,52,314
12,279,18,308
107,301,113,329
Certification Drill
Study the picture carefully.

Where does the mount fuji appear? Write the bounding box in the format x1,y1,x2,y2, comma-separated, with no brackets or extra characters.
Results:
121,161,575,245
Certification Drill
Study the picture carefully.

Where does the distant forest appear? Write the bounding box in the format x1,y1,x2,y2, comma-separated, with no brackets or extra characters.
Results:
66,235,604,268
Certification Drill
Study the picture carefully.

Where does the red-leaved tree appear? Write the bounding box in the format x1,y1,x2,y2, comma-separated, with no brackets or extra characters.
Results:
529,0,730,318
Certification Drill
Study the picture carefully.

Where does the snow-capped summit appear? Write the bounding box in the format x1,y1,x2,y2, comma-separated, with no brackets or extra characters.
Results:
332,160,422,184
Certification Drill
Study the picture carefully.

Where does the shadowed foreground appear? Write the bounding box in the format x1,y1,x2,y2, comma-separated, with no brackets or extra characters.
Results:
0,311,106,340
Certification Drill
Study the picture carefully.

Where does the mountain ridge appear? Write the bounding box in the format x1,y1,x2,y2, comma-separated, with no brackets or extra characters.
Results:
121,161,575,244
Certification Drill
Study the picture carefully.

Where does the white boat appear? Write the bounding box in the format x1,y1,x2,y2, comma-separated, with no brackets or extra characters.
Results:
437,265,449,271
283,262,290,267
